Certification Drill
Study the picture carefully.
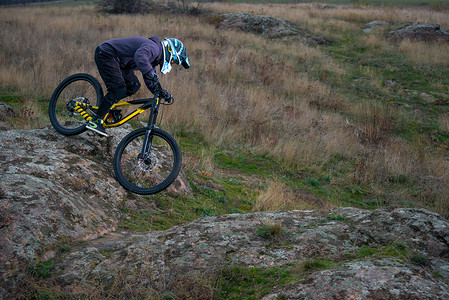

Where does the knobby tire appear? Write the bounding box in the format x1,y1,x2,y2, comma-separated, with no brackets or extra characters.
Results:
49,73,103,136
113,128,182,195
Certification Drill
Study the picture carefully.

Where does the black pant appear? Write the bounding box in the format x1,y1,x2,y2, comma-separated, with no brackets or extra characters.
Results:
94,47,141,103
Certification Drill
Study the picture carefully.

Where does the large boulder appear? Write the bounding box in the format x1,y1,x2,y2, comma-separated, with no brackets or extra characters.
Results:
0,125,191,297
217,13,329,45
2,128,449,299
388,23,449,43
9,207,449,299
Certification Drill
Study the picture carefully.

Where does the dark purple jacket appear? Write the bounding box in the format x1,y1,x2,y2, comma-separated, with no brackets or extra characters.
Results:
98,36,163,90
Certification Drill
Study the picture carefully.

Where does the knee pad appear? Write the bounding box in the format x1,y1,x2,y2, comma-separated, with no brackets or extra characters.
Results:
127,81,141,96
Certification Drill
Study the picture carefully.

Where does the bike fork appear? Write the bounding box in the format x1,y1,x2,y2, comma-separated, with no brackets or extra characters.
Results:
139,126,155,161
139,101,159,160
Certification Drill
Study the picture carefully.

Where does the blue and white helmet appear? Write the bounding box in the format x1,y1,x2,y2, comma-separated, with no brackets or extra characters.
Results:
161,38,190,74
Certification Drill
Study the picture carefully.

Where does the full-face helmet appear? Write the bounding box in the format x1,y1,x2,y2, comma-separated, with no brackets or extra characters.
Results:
161,38,190,74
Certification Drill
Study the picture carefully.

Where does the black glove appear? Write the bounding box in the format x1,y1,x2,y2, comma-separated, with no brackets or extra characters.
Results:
160,89,173,104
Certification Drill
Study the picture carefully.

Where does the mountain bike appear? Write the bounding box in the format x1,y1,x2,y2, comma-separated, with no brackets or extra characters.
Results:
48,73,182,195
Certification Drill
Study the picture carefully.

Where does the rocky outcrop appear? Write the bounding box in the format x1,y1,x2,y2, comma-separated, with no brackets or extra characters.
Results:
1,127,449,299
388,23,449,43
217,13,329,45
363,20,389,34
11,207,449,299
0,103,14,120
0,103,14,131
264,258,448,299
0,125,191,298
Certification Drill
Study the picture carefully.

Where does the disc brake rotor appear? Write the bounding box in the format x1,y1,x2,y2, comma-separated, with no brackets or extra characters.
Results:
138,153,158,172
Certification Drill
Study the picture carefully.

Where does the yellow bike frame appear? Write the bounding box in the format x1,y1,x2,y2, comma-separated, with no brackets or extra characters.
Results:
73,98,159,128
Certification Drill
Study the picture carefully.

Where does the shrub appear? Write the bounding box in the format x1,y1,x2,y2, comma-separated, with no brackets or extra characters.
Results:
97,0,204,15
98,0,150,14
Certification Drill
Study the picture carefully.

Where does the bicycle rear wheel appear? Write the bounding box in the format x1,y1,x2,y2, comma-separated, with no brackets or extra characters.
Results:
113,128,182,195
49,73,103,135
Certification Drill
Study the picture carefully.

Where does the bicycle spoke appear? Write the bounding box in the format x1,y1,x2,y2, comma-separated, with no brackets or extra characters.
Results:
120,134,175,189
49,74,102,136
114,128,181,194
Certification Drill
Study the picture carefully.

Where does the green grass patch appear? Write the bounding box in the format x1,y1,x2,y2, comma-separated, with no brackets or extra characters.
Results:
118,179,254,231
410,253,430,267
57,244,72,254
257,222,289,241
28,260,54,279
117,140,263,232
216,266,292,299
214,150,277,176
298,258,336,274
354,242,409,260
0,94,22,106
326,213,347,222
357,246,377,257
215,258,337,298
118,194,217,231
325,29,449,143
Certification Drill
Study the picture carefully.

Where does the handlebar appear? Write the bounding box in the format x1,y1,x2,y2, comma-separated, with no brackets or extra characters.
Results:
154,91,174,105
162,95,174,105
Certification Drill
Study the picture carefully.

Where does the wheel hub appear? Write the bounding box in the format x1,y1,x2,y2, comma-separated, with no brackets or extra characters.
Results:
138,153,158,172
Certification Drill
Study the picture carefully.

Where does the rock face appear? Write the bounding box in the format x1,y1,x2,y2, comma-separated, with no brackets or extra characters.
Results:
1,127,449,299
0,125,191,298
0,103,14,120
217,13,329,45
11,208,449,299
388,23,449,43
0,103,14,130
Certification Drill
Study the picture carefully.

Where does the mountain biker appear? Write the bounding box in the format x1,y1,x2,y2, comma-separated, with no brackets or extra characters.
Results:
86,36,190,137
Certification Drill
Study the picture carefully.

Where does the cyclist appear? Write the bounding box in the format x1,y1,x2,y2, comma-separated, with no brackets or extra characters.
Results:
86,36,190,137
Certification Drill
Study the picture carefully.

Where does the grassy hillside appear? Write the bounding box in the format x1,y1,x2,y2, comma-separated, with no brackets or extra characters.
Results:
226,0,449,6
0,1,448,229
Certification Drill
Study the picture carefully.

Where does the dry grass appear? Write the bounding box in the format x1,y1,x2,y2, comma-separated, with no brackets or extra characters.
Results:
350,101,395,144
10,97,47,129
252,181,286,212
1,3,448,217
198,148,216,176
206,2,449,30
252,178,335,212
399,39,449,66
252,180,312,212
3,4,449,300
362,31,392,50
15,259,216,299
439,115,449,133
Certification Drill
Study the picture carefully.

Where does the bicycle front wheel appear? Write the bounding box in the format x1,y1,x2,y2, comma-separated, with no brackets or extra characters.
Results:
49,73,103,135
113,128,182,195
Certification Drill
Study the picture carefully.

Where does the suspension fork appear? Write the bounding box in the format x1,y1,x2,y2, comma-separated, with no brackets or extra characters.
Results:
139,100,160,160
